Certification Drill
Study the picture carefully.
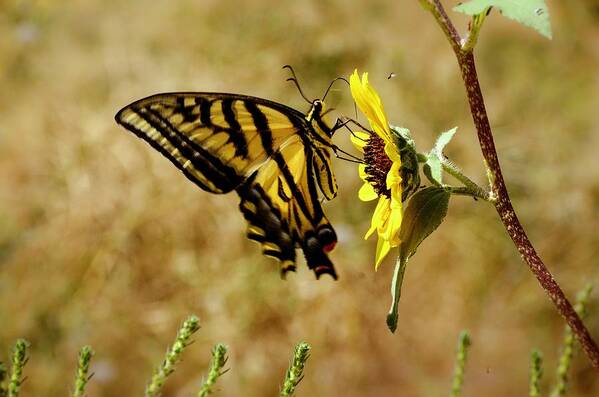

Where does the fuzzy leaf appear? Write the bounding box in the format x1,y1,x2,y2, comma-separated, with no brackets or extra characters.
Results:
423,127,457,185
399,187,450,261
433,127,457,154
454,0,552,39
424,154,443,185
386,187,450,333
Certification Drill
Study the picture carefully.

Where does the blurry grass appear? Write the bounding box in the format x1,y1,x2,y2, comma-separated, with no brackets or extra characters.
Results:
2,321,588,396
0,1,598,396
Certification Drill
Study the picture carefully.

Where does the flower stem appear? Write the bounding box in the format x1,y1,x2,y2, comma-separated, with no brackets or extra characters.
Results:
387,256,408,332
440,159,493,202
462,9,490,52
420,0,599,370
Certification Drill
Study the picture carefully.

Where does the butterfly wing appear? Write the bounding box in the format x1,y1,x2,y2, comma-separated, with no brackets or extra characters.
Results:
312,146,338,200
237,136,337,279
115,92,307,193
115,92,338,278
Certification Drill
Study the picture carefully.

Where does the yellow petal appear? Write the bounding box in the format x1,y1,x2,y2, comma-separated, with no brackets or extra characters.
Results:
384,141,402,163
386,162,403,191
374,237,391,270
365,197,389,240
385,207,403,245
358,182,378,202
350,70,392,143
390,183,403,208
350,130,369,151
358,164,368,181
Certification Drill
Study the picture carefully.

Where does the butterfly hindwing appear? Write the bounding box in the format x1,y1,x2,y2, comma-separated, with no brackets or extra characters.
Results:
237,137,337,279
312,146,338,200
115,92,338,278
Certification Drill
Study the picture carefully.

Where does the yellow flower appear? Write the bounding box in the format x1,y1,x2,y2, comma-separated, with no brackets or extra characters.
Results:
349,70,404,270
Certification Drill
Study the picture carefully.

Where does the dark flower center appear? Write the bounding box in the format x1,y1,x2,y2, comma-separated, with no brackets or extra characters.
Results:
363,133,393,199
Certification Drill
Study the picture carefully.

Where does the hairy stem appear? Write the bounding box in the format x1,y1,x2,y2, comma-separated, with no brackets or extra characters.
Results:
450,331,471,397
529,351,543,397
71,346,94,397
280,342,311,397
421,0,599,369
440,160,492,201
198,344,228,397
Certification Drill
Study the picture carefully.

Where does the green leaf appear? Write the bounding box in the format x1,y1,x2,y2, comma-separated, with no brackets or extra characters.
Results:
399,187,450,261
386,187,450,333
424,153,443,185
454,0,552,39
433,127,457,154
423,127,457,185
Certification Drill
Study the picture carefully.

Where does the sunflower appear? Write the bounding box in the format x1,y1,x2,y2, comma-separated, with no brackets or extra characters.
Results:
349,70,405,269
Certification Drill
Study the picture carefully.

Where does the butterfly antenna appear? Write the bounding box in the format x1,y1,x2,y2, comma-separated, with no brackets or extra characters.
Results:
282,65,311,104
321,76,350,102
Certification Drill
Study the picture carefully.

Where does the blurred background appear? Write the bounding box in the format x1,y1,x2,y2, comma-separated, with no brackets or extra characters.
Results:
1,0,598,395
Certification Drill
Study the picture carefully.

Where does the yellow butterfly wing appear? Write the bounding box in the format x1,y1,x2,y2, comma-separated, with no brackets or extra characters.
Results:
115,92,306,193
115,92,338,278
238,136,337,279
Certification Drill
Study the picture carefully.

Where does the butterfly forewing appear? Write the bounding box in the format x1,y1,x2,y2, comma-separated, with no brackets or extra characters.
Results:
115,92,338,278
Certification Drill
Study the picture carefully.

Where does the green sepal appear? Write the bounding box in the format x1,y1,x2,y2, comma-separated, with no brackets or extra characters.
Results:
423,127,457,185
390,125,420,201
454,0,552,39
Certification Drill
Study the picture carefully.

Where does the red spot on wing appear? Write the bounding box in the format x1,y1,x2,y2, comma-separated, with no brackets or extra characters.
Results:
323,242,336,253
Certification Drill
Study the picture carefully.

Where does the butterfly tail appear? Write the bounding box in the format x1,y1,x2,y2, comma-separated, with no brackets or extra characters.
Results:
301,225,338,280
237,177,297,277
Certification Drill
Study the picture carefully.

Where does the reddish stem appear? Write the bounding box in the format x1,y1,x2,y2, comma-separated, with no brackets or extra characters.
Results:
425,0,599,369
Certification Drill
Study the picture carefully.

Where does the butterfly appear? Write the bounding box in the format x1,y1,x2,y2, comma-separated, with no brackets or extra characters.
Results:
114,67,350,279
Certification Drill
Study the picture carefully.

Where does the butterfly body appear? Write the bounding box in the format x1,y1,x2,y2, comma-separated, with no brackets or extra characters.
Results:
115,92,339,279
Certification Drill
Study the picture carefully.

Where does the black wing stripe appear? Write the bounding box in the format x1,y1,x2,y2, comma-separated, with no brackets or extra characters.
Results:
176,96,197,122
313,148,336,198
237,178,296,267
272,151,316,223
139,107,242,192
221,98,249,158
117,113,217,192
305,150,324,220
244,101,274,156
315,116,333,141
198,97,212,126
